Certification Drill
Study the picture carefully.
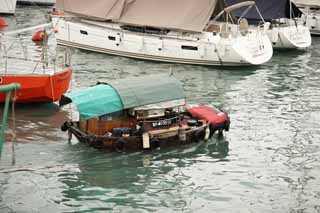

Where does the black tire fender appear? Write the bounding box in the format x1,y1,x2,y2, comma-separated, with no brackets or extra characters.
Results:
193,129,205,143
150,138,160,149
61,121,70,132
113,138,126,153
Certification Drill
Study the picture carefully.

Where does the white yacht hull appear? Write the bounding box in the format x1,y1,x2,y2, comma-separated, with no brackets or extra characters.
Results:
0,0,17,14
52,17,273,66
294,2,320,35
303,14,320,35
267,23,312,49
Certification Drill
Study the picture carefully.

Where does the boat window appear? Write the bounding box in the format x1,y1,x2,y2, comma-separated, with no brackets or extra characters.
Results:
181,45,198,51
80,30,88,35
120,25,170,35
108,36,116,41
310,7,320,11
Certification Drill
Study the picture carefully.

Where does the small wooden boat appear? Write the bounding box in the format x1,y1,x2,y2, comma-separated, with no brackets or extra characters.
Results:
60,75,230,152
0,24,72,103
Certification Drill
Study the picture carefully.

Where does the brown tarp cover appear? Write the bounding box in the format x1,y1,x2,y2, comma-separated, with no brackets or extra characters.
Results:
56,0,225,32
56,0,128,20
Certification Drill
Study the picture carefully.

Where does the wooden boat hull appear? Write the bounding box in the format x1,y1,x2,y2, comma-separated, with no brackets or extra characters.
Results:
62,121,211,152
0,69,72,103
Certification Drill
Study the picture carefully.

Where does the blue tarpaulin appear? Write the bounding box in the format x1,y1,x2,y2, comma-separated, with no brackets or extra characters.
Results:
225,0,302,21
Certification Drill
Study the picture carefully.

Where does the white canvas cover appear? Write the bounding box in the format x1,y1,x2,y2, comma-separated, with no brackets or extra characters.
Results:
56,0,225,32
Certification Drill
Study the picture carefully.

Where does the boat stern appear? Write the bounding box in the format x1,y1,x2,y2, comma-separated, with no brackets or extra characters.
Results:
267,21,312,49
232,30,273,65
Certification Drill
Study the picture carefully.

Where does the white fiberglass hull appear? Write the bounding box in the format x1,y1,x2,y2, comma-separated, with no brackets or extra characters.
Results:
302,14,320,35
267,24,311,49
294,2,320,35
0,0,17,14
52,17,272,66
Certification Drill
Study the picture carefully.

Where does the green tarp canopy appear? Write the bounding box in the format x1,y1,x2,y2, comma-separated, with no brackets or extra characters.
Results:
63,84,123,120
62,75,185,120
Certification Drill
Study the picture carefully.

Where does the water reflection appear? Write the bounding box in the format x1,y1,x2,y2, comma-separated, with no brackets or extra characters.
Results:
0,103,69,143
57,138,229,212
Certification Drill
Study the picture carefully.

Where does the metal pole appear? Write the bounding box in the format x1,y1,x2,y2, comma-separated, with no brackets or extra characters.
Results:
290,0,292,20
0,91,12,158
0,83,20,159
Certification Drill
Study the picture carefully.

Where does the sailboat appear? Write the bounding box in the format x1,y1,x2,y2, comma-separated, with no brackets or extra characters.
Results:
293,0,320,35
226,0,312,49
52,0,273,66
0,0,17,14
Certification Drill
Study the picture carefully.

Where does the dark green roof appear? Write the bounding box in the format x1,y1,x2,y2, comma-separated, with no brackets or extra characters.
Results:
108,74,185,109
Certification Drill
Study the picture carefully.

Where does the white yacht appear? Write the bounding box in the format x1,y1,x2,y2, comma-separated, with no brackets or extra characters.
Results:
17,0,55,6
52,0,272,66
226,0,311,49
0,0,17,14
294,0,320,35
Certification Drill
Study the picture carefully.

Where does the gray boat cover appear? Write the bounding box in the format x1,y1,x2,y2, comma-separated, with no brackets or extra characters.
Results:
225,0,302,21
56,0,225,32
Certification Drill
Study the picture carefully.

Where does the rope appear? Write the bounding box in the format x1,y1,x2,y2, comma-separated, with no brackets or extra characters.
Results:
213,42,223,66
11,88,17,165
49,76,55,101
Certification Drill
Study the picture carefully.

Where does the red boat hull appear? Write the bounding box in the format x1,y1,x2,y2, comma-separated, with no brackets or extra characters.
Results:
0,69,72,103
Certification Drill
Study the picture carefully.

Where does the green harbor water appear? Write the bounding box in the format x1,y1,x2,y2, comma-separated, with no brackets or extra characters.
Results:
1,6,320,213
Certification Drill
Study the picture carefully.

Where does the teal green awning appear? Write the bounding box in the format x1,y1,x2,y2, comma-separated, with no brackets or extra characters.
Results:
108,74,185,109
64,84,123,120
63,75,185,120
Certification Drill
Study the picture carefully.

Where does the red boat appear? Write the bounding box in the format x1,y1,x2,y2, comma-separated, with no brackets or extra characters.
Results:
0,68,72,103
0,24,73,103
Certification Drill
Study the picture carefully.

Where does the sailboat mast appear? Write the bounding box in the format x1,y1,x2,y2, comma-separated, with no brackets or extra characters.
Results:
289,0,292,19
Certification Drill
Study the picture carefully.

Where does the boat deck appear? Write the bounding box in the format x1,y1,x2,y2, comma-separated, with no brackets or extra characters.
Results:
0,35,69,75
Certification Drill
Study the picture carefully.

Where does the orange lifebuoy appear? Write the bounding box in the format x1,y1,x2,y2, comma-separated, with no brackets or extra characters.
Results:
32,30,49,42
0,17,7,27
